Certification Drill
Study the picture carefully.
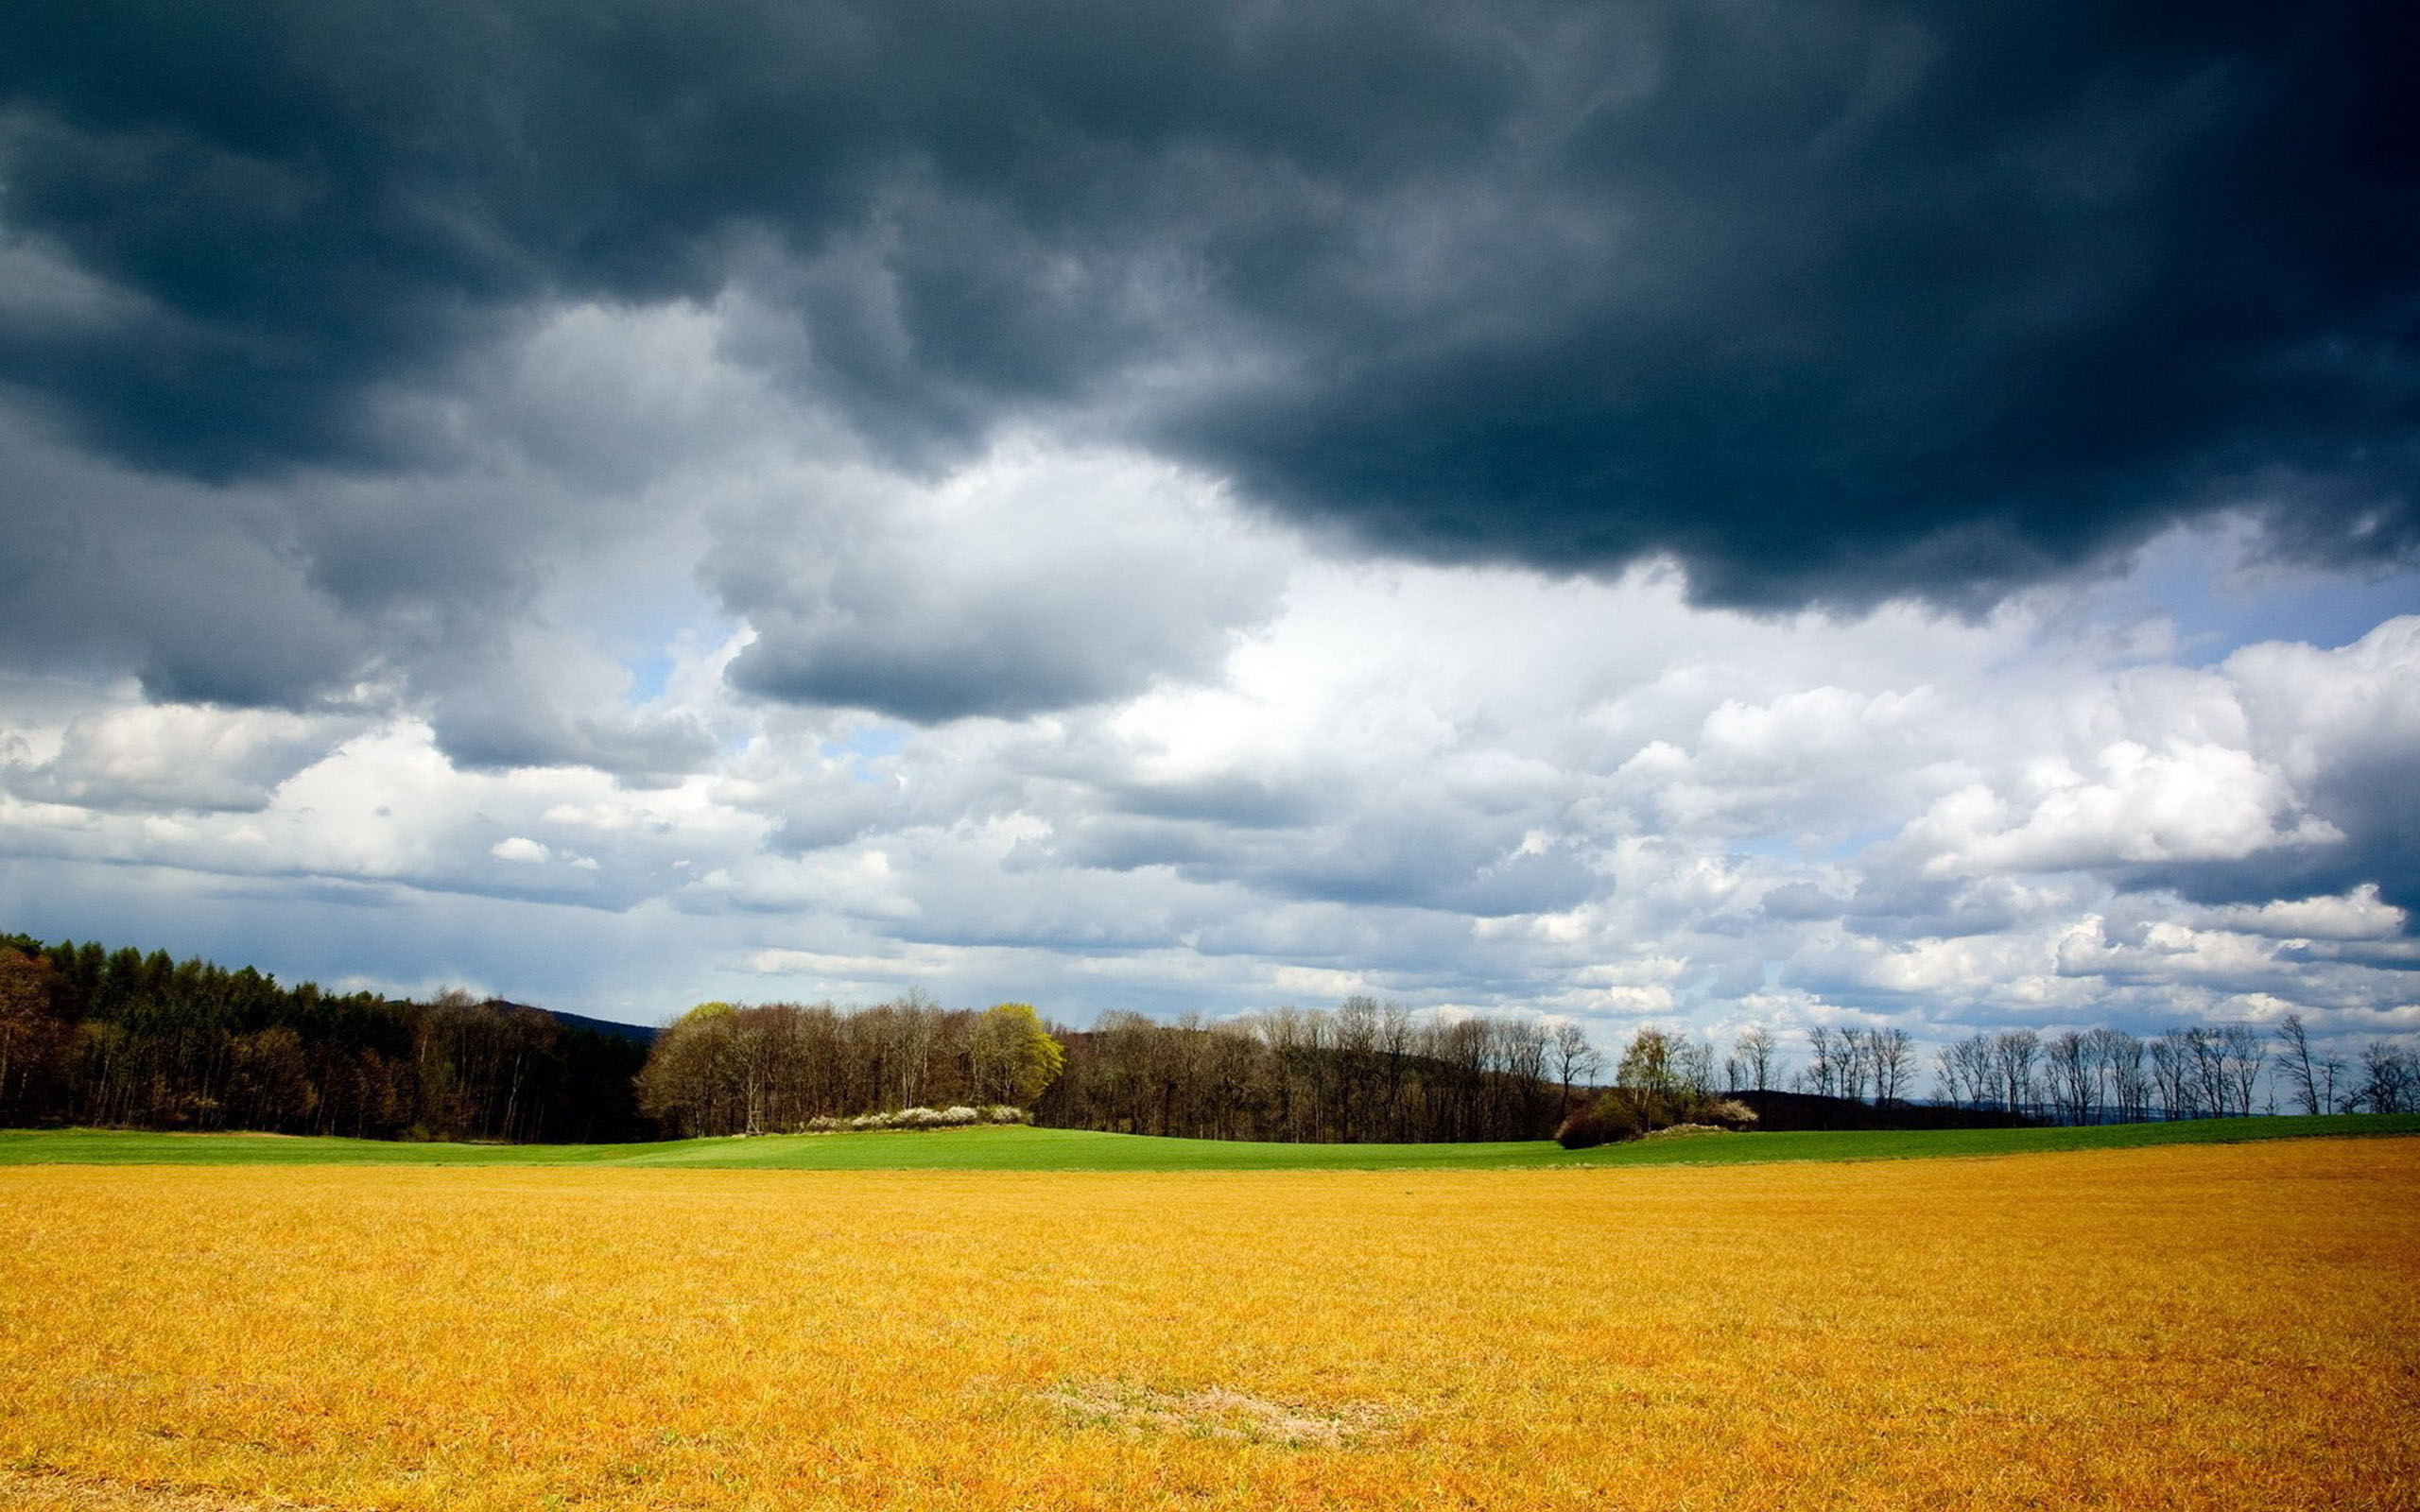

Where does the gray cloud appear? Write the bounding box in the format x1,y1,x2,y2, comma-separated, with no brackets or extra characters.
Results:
0,410,374,701
1761,882,1847,920
3,703,357,812
709,448,1288,721
0,300,763,776
1,0,2409,619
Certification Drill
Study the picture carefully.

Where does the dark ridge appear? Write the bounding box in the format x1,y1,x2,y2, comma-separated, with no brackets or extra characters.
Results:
1732,1089,2039,1133
522,1005,658,1046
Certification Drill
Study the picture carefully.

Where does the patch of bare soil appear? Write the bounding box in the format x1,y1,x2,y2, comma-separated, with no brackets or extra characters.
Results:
1041,1380,1404,1448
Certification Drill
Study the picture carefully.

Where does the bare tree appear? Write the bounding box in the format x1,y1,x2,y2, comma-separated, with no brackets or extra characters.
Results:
1930,1042,1962,1107
2355,1042,2419,1113
1867,1027,1914,1107
2185,1026,2232,1117
2090,1027,2148,1123
1830,1031,1869,1103
1378,1001,1416,1139
2226,1025,2263,1115
1551,1022,1599,1109
1676,1035,1718,1098
1734,1026,1778,1093
2045,1030,2092,1125
2149,1031,2189,1118
2276,1013,2322,1115
1992,1029,2041,1117
1937,1034,1995,1109
1803,1026,1837,1098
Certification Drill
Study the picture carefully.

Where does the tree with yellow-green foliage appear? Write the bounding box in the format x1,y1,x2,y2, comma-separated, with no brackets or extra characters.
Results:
634,1002,743,1134
632,997,1066,1136
970,1002,1064,1108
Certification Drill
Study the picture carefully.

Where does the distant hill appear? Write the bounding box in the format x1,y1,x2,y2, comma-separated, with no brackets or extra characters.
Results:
519,1005,657,1045
1733,1088,2035,1132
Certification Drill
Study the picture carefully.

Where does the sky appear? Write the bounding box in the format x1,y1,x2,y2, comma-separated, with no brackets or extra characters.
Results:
0,1,2414,1062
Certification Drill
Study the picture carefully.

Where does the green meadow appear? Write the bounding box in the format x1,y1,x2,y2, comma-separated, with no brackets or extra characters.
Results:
1,1112,2411,1171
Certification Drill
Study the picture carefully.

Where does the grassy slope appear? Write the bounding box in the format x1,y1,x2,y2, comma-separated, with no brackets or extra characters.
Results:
1,1112,2414,1171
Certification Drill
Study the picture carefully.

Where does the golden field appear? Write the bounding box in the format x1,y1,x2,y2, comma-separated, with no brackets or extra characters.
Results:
2,1139,2415,1511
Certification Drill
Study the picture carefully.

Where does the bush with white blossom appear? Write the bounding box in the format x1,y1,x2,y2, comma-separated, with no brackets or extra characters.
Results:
802,1105,1031,1133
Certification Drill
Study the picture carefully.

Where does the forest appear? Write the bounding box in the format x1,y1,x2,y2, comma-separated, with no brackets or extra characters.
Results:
633,998,1063,1137
630,997,1574,1143
0,936,648,1141
1037,1004,1580,1143
6,932,2417,1144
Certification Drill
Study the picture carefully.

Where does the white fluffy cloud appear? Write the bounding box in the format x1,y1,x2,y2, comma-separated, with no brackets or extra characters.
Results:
1906,741,2338,875
3,698,357,812
0,294,2413,1070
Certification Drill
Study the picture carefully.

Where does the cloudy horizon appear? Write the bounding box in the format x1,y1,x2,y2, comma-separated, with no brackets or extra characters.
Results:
2,0,2413,1063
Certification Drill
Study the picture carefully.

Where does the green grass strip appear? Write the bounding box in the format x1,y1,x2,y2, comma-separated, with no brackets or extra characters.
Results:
1,1113,2413,1171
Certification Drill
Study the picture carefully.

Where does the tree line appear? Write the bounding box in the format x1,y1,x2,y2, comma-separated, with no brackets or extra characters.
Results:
634,998,1064,1137
0,936,649,1141
1032,999,1585,1143
1924,1017,2417,1121
1724,1015,2415,1122
8,927,2414,1144
1567,1015,2419,1139
631,995,1578,1144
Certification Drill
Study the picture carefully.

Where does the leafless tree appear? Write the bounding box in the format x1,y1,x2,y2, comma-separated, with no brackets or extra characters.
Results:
1867,1027,1914,1107
2355,1042,2418,1113
2276,1013,2322,1115
1936,1034,1995,1108
2088,1027,2148,1123
2045,1030,2092,1125
2217,1024,2265,1116
1803,1026,1837,1098
1992,1028,2041,1116
1830,1030,1869,1103
1734,1025,1778,1092
1930,1042,1961,1107
2148,1031,2187,1118
1379,1001,1416,1138
1551,1022,1599,1108
2183,1026,2232,1116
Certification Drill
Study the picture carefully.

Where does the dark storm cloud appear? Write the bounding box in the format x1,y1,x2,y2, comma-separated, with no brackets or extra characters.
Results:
2,0,2413,612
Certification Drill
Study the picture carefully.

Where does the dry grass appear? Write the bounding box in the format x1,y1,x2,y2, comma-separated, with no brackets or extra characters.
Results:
1,1139,2414,1510
1039,1380,1402,1448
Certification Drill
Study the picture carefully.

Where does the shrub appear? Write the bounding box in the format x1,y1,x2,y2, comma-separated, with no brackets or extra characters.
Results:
1561,1088,1757,1147
1700,1097,1758,1130
1554,1108,1614,1149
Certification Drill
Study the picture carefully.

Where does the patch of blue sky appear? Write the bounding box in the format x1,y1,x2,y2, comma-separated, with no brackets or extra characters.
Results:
622,652,673,704
829,723,908,782
2098,524,2420,662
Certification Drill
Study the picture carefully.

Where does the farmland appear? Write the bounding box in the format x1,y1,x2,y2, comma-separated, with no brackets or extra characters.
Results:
3,1111,2415,1171
3,1135,2415,1510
